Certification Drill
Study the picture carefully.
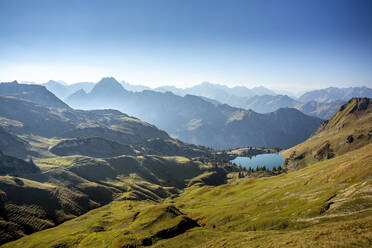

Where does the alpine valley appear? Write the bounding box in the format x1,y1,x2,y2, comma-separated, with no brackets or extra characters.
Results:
0,79,371,247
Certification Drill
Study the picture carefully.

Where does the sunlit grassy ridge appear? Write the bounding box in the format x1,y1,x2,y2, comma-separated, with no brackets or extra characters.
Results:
282,98,372,169
3,143,371,247
1,153,239,245
175,143,372,231
1,201,199,248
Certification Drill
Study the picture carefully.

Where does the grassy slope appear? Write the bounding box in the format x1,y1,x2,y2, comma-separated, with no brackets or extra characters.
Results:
175,143,372,231
282,98,372,169
4,143,371,248
0,153,239,245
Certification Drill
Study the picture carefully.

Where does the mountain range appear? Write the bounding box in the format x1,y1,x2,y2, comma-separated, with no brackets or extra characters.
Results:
155,82,277,99
153,83,371,119
65,77,322,149
299,86,372,103
43,80,95,100
42,79,372,120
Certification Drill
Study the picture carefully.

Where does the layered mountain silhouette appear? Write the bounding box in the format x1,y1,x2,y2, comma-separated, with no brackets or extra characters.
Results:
44,80,371,120
299,86,372,103
155,86,348,119
66,77,322,149
43,80,95,100
155,81,277,98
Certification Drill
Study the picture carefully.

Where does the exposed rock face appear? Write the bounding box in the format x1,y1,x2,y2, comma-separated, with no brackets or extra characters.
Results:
323,98,372,130
348,97,371,114
346,135,354,144
314,142,335,161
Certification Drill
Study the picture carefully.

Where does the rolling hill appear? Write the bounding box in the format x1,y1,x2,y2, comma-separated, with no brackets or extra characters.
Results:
3,100,371,247
1,80,370,247
0,152,241,245
0,127,30,159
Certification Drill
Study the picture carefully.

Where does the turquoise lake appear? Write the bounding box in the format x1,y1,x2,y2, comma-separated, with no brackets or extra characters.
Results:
230,153,284,170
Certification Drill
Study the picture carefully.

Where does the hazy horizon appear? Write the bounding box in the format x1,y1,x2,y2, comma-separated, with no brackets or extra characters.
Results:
6,77,369,96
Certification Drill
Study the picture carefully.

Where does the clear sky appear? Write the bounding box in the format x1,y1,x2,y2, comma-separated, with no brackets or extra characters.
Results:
0,0,371,91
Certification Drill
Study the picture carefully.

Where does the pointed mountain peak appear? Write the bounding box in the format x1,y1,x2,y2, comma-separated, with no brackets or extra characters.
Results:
90,77,127,96
72,88,87,96
97,77,121,86
93,77,123,89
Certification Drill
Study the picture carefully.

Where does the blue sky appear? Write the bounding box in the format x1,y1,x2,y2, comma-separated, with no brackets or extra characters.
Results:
0,0,371,91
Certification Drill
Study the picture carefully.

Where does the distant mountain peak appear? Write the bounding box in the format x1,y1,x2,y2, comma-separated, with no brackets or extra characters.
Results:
90,77,127,96
70,88,87,97
45,80,67,86
46,80,60,85
97,77,121,86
